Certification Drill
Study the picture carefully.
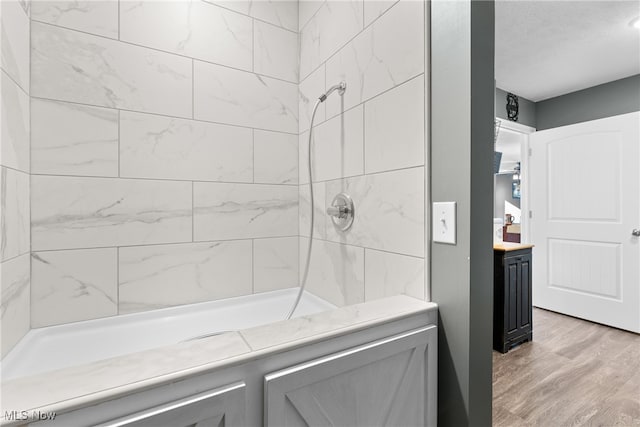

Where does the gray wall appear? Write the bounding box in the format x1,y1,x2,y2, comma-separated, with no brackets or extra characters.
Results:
431,1,494,425
495,87,536,128
536,74,640,130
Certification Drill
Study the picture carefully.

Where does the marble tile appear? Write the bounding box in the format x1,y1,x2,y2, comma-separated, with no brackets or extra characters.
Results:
298,0,324,31
1,0,30,92
194,182,297,241
365,249,425,301
31,99,118,177
299,180,327,239
326,167,424,257
253,237,298,293
249,0,298,32
299,0,364,80
0,167,30,262
253,130,298,185
300,237,364,307
363,0,398,26
241,294,435,351
119,241,253,314
298,64,326,133
120,111,253,183
194,61,298,134
0,253,30,359
254,20,298,83
204,0,298,31
31,0,118,39
325,0,424,117
1,331,251,415
364,75,425,174
17,0,30,15
31,176,192,251
31,22,192,118
299,104,364,184
120,1,252,71
31,248,117,328
1,71,30,172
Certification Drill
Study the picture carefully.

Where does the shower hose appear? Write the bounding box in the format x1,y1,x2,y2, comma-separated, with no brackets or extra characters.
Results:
286,98,322,319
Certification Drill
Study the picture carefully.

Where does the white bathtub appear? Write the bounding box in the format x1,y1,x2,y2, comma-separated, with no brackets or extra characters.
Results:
1,288,334,381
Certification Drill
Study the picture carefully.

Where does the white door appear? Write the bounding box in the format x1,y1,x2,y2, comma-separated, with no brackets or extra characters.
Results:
530,112,640,333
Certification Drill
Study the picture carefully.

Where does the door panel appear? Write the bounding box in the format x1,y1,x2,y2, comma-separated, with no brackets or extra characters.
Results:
530,112,640,332
264,326,437,427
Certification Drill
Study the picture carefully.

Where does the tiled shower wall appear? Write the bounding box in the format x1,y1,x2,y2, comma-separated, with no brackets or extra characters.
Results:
1,0,31,358
297,0,427,306
28,0,300,327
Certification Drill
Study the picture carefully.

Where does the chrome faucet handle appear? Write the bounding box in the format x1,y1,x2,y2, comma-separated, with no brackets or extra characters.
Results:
327,193,355,231
327,205,349,218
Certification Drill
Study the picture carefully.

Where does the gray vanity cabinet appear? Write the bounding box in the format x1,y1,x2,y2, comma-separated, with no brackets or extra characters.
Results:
264,326,437,427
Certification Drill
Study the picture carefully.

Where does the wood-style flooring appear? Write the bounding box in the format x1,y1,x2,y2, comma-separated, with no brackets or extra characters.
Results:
493,308,640,426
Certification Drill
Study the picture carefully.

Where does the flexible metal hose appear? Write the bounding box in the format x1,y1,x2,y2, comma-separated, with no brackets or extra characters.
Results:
286,98,322,319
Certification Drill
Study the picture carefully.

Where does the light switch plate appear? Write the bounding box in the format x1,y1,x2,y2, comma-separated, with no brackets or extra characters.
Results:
433,202,456,244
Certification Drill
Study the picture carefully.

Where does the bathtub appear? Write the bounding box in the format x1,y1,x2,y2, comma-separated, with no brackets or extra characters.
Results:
1,288,334,381
1,294,438,426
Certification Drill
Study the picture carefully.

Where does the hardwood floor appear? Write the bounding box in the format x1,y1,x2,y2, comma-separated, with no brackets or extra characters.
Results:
493,308,640,426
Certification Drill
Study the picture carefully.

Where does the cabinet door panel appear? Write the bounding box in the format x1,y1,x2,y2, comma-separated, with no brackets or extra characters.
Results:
97,382,245,427
264,326,437,427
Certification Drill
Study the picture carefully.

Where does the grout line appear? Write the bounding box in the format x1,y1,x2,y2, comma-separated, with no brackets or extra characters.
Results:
116,247,120,315
117,109,121,177
252,19,255,73
251,239,255,294
29,95,299,136
28,172,301,186
0,250,31,265
0,164,30,176
30,235,303,254
191,181,195,242
191,59,195,119
299,235,425,261
117,0,120,40
299,0,401,82
31,20,299,86
201,0,298,35
0,68,29,99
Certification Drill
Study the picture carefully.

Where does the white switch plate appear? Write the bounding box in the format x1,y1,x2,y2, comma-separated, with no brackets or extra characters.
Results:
433,202,456,244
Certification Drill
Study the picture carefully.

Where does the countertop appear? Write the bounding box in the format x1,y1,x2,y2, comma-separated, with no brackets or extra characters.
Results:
493,242,535,252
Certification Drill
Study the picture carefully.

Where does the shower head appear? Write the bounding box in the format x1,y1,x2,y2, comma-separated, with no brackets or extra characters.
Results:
319,81,346,102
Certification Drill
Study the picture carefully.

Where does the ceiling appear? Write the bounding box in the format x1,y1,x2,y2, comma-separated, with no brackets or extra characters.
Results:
495,1,640,102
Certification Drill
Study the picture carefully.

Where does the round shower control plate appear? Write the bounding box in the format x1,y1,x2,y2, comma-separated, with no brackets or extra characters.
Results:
327,193,355,232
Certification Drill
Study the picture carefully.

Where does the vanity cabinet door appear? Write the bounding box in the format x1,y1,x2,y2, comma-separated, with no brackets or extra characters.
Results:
264,326,437,427
96,382,245,427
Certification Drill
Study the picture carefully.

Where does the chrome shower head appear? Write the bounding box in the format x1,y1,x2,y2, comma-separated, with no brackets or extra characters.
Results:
319,81,346,102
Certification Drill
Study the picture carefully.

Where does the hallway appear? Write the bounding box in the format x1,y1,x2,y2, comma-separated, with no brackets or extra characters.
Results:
493,308,640,426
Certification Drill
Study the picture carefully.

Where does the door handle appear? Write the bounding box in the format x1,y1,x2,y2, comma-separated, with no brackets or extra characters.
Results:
633,229,640,237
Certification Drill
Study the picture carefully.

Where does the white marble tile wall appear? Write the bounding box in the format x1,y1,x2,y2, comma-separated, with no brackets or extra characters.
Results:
1,71,30,173
26,0,301,324
31,99,119,177
0,253,30,358
30,1,119,39
31,249,118,327
194,182,298,241
297,0,427,305
119,241,253,314
0,0,30,358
